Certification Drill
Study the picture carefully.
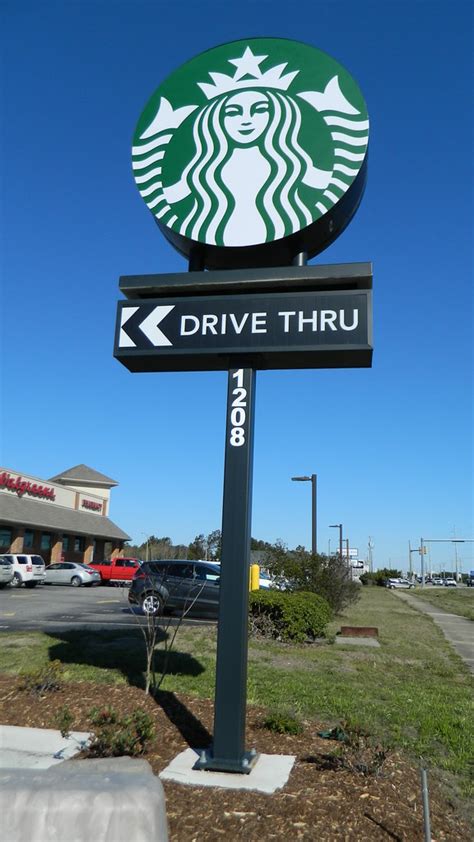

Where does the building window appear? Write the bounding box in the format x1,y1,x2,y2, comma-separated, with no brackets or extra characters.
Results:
74,536,85,553
24,529,34,548
40,533,52,550
62,535,70,551
0,528,12,548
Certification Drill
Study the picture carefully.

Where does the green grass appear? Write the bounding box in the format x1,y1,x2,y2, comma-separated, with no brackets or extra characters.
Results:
407,587,474,620
0,590,472,796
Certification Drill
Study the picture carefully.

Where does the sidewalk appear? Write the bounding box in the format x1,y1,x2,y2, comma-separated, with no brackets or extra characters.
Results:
0,725,90,769
394,591,474,674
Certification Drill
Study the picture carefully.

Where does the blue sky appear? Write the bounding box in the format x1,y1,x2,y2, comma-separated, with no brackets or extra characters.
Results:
1,1,473,573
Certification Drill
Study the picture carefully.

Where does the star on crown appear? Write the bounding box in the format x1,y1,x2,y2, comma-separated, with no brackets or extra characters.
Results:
198,46,299,100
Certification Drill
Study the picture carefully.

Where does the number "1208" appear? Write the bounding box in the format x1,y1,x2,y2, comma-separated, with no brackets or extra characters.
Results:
229,369,247,447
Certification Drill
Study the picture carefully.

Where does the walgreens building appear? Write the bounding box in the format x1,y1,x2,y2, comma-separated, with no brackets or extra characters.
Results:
0,464,130,564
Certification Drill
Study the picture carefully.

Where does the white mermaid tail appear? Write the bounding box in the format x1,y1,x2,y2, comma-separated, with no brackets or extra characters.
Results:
163,144,332,246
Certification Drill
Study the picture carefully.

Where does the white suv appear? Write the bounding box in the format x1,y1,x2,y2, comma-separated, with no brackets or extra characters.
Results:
0,554,46,588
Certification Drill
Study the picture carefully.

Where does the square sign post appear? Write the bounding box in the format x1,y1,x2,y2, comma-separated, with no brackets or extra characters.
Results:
195,367,257,772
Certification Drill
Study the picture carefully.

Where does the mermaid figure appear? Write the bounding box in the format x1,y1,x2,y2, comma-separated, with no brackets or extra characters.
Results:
163,88,332,246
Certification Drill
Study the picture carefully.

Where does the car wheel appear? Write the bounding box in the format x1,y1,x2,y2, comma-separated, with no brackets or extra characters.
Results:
11,572,22,588
71,576,82,587
141,593,163,616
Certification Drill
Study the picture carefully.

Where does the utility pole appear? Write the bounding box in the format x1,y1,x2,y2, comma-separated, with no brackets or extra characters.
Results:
368,537,374,573
408,541,420,580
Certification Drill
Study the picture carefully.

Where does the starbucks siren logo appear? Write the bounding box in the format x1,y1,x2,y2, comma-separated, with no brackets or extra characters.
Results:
132,38,369,256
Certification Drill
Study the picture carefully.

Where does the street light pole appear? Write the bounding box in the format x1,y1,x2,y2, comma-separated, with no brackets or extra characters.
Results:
330,523,343,562
291,474,317,555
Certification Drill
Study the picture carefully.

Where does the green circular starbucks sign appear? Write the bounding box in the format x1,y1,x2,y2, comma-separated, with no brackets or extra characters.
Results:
132,38,369,269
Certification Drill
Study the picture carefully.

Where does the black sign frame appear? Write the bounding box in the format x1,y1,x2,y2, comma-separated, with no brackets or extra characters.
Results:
114,268,372,373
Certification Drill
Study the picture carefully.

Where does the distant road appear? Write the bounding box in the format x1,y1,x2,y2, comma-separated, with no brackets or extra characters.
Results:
0,585,215,632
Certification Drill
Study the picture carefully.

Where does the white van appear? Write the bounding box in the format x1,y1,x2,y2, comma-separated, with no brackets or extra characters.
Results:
0,554,46,588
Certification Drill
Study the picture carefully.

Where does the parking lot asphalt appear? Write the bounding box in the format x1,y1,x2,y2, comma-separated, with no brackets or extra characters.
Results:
0,584,215,632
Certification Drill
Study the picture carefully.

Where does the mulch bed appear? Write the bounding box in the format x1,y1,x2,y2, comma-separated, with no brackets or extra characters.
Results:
0,674,471,841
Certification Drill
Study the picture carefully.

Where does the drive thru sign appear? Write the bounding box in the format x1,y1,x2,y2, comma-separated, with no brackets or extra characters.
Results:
115,288,372,372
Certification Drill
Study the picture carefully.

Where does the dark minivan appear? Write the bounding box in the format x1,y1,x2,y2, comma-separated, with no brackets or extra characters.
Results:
128,560,220,617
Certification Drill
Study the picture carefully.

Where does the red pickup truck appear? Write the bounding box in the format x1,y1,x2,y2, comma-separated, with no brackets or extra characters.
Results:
89,557,142,585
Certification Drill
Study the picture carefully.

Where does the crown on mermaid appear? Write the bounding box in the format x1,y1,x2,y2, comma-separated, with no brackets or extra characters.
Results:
197,46,299,100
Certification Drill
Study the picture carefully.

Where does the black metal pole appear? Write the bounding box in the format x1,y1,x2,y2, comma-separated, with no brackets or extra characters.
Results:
311,474,317,555
195,367,257,773
421,768,431,842
292,251,308,266
188,250,205,272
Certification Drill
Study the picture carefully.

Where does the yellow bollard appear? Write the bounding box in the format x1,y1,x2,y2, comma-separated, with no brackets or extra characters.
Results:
250,564,260,591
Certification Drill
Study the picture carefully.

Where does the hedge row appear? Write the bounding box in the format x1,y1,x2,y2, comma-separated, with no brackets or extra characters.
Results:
249,589,332,643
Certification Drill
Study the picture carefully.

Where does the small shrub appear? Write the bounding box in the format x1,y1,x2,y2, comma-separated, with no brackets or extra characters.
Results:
87,706,155,758
17,659,64,696
249,590,332,643
263,708,303,735
89,706,118,727
315,721,390,776
264,543,360,613
56,705,75,738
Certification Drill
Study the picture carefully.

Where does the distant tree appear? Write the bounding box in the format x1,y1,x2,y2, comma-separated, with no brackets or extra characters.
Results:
173,543,189,558
206,529,222,560
122,543,140,557
187,533,207,560
251,537,274,551
147,535,171,545
129,536,188,561
264,540,360,614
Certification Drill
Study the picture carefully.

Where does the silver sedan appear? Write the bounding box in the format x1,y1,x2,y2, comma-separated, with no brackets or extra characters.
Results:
0,558,14,588
44,562,101,587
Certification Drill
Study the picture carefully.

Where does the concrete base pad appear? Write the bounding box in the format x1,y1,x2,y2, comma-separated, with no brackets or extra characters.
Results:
160,748,295,793
336,636,380,647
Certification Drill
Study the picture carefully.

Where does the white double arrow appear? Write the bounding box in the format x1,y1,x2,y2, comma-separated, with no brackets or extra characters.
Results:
119,305,175,347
